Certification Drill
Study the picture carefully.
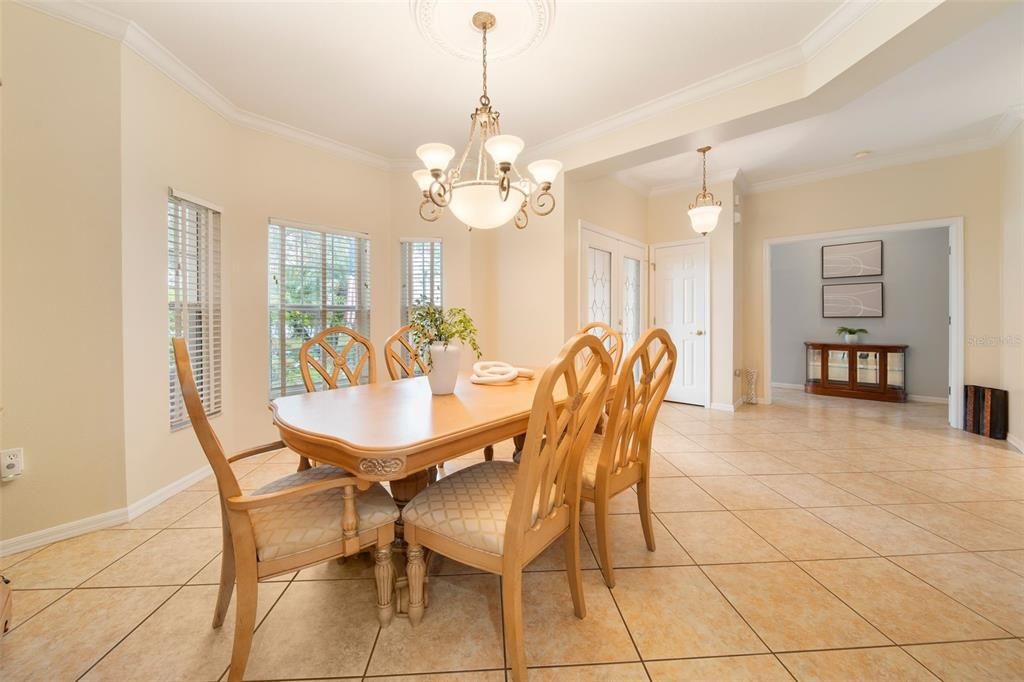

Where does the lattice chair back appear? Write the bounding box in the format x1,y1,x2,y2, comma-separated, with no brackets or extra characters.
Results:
299,326,377,392
577,321,624,373
600,327,677,480
172,338,241,500
384,325,429,380
505,333,614,558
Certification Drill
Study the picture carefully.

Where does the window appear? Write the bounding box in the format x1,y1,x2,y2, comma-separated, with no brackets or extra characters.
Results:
268,221,371,397
168,194,222,429
400,239,442,325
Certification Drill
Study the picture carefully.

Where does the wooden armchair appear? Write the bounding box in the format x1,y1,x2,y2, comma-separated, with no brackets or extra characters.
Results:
172,338,399,682
297,325,377,470
385,325,495,463
580,327,677,588
401,333,614,681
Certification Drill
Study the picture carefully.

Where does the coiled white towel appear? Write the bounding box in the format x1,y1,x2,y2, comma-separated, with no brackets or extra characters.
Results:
471,361,535,385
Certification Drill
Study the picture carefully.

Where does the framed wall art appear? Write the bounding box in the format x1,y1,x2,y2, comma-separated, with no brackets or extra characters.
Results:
822,240,883,278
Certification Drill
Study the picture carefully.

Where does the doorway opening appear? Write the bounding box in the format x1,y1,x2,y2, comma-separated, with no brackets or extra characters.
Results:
762,218,965,428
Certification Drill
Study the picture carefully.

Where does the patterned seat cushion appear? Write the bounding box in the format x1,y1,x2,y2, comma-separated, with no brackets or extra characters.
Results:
580,434,604,489
250,465,398,562
401,460,520,556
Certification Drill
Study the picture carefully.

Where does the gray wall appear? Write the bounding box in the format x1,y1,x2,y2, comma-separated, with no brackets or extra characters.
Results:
770,227,950,398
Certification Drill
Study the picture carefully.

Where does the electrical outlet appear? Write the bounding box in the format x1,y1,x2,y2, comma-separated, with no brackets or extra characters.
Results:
2,448,24,481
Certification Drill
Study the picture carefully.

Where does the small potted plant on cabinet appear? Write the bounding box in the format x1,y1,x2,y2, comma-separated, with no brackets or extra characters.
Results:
836,326,869,345
410,304,482,395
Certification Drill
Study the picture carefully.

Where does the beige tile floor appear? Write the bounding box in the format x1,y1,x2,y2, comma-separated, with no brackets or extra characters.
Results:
2,389,1023,681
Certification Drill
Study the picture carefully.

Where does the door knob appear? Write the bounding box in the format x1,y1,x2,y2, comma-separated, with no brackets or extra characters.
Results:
695,330,705,336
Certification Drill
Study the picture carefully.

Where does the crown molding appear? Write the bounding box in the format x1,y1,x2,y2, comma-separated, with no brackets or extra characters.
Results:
746,108,1023,194
17,0,392,169
647,167,742,197
529,1,878,159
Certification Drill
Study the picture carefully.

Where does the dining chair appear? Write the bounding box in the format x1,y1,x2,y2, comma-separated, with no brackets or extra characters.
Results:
578,321,624,373
579,327,677,588
172,338,399,682
297,325,377,470
384,325,495,463
401,333,614,682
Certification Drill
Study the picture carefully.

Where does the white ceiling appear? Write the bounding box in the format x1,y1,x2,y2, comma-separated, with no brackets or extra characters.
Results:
91,0,845,160
614,4,1024,194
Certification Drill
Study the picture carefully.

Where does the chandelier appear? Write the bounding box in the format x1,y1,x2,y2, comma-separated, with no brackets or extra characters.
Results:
413,11,562,230
688,146,723,236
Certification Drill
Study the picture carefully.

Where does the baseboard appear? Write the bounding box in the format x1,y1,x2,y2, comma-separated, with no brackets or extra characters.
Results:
1008,433,1023,454
710,402,736,413
0,463,212,557
771,382,804,391
908,394,949,404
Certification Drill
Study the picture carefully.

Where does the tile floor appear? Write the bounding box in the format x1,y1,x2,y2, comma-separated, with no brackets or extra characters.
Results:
2,389,1023,681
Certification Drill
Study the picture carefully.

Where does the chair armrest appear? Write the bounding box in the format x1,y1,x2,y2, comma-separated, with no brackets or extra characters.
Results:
227,441,285,463
225,476,371,511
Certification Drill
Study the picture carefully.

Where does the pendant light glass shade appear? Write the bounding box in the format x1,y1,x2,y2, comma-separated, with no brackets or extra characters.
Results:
447,184,525,230
528,159,563,185
687,204,722,236
484,135,525,165
412,169,433,191
416,143,456,172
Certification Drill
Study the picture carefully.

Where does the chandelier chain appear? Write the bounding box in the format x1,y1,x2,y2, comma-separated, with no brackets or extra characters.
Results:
480,25,489,106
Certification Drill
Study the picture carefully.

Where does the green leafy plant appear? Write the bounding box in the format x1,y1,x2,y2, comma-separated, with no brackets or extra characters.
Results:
409,303,482,367
835,326,869,336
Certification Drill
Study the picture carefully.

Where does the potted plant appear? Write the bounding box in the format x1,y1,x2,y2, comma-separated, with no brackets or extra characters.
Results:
836,326,869,345
409,304,482,395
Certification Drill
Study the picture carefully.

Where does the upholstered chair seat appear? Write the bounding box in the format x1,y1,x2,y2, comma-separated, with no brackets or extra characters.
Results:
251,466,399,561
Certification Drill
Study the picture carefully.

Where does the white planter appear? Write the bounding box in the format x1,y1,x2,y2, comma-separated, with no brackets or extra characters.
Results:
844,334,859,344
427,343,460,395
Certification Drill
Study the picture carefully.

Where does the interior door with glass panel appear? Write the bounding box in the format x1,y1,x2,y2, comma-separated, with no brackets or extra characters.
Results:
580,227,647,353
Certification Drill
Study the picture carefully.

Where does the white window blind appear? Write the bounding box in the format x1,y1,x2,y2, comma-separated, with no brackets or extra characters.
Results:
400,239,443,325
168,194,222,430
268,221,371,397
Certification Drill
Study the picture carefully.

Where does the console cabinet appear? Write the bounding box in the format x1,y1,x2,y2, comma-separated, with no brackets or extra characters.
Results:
805,342,907,402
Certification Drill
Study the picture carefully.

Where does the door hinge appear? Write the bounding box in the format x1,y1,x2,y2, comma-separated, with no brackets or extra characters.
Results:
948,315,951,325
653,316,657,325
948,385,952,396
651,262,657,271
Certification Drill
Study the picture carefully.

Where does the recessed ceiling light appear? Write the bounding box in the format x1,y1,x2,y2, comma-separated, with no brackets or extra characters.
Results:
854,150,872,159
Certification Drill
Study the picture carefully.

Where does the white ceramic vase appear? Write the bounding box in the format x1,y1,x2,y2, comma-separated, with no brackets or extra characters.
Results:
844,333,859,344
427,343,460,395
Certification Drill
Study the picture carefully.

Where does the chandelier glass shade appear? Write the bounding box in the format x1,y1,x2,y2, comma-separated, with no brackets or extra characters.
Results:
688,146,723,236
413,11,562,230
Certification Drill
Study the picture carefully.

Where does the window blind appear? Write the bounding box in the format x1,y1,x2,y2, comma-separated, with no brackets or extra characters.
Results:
400,239,443,325
268,221,371,397
168,194,222,430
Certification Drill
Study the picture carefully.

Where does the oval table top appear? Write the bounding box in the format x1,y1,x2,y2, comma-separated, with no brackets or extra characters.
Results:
270,372,540,477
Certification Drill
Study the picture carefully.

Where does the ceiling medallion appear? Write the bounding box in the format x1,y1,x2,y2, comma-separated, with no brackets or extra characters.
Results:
688,146,723,237
410,0,554,62
412,10,562,231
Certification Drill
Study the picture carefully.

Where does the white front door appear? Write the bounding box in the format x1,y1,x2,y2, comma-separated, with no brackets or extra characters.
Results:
581,227,647,350
653,242,708,406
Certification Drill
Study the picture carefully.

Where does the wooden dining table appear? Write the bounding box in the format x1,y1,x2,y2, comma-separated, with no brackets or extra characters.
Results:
270,370,540,511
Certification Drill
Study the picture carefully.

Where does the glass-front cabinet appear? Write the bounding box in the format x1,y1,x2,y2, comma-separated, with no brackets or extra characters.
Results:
804,342,907,402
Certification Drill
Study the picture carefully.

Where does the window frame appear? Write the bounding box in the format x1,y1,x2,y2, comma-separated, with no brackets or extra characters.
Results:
399,237,444,326
168,191,222,431
267,219,372,398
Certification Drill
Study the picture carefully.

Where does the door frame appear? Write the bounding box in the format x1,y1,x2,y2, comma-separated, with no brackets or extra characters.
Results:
577,220,649,332
762,217,965,428
649,237,712,409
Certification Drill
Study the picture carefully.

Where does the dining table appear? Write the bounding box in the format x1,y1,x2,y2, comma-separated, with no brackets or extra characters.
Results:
270,370,541,615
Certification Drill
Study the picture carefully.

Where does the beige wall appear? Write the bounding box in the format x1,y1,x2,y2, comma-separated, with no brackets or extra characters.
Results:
563,173,648,338
742,148,1007,400
1001,125,1023,443
2,4,127,537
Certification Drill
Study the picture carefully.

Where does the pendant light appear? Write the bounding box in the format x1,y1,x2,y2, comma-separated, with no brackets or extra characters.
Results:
688,146,722,236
